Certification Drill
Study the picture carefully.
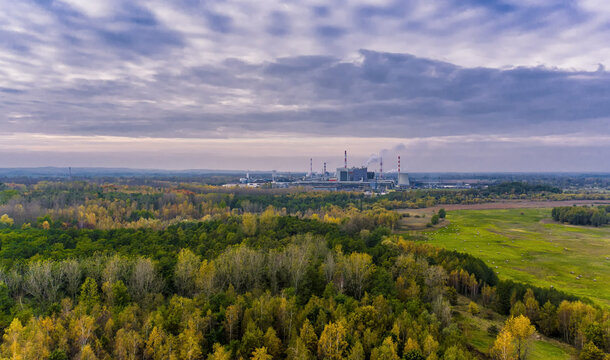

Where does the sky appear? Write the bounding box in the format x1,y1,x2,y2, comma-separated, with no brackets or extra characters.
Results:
1,0,609,172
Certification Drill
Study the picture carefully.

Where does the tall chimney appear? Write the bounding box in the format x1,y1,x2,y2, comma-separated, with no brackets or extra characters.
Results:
310,158,313,176
324,162,327,174
398,155,401,174
380,157,383,179
344,150,347,168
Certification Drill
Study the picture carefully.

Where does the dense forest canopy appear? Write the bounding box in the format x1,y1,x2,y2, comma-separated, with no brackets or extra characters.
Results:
0,180,607,359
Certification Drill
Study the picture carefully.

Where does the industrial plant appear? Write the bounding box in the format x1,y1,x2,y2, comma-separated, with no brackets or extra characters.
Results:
230,150,411,193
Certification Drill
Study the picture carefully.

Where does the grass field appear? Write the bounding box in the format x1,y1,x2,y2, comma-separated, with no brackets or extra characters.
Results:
421,208,610,306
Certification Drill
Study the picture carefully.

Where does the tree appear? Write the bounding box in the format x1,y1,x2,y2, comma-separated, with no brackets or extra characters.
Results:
523,289,539,322
538,301,557,336
196,259,216,298
348,341,365,360
504,315,536,360
318,321,348,360
299,319,318,354
61,259,82,299
242,213,258,236
0,214,14,227
177,323,202,360
79,277,100,314
342,252,373,299
251,347,273,360
174,249,201,297
430,214,440,225
438,209,446,219
404,350,426,360
263,327,282,358
24,260,62,304
1,318,24,360
208,343,231,360
422,334,439,357
129,257,161,302
371,337,399,360
114,328,142,360
579,341,605,360
145,326,170,360
79,344,98,360
468,302,480,315
491,331,514,360
225,304,240,341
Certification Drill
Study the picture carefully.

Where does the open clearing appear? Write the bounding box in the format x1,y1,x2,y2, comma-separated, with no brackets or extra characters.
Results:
419,208,610,306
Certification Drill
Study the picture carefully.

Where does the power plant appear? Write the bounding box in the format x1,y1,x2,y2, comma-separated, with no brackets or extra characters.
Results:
230,150,411,192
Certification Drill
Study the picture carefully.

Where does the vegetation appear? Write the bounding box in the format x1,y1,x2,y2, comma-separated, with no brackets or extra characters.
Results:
552,206,610,227
425,208,610,306
0,180,607,359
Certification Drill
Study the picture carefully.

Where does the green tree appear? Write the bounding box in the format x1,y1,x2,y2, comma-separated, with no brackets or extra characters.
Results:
579,341,605,360
79,277,100,314
438,209,446,218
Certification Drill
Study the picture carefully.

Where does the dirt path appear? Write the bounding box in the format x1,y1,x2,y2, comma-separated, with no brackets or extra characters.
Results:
396,199,610,214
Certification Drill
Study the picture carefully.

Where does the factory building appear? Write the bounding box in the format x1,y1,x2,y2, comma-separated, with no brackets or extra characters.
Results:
336,167,373,182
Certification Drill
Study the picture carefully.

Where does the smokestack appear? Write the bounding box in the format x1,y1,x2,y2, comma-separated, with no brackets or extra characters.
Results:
344,150,347,168
310,158,313,176
380,157,383,179
398,156,401,174
324,162,327,174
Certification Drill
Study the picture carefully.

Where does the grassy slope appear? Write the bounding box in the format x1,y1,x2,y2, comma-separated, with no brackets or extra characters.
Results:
423,208,610,306
454,296,576,359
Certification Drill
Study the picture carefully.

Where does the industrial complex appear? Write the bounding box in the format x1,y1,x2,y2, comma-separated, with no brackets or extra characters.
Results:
231,151,411,192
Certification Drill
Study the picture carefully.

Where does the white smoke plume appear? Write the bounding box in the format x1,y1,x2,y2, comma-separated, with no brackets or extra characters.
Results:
365,144,406,171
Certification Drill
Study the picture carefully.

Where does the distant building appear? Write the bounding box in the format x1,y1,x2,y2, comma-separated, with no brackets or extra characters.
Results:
398,173,410,187
336,167,371,182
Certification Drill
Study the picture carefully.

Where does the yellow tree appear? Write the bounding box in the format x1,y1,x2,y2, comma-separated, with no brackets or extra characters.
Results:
491,331,514,360
225,304,240,341
370,337,399,360
114,328,143,360
251,347,273,360
242,213,257,236
208,343,231,360
317,321,348,360
177,322,202,360
0,214,14,227
504,315,536,360
422,334,439,358
145,326,169,360
1,318,24,360
298,319,318,354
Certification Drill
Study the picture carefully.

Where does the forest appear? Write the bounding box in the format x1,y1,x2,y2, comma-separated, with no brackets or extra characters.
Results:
0,180,608,359
551,206,610,227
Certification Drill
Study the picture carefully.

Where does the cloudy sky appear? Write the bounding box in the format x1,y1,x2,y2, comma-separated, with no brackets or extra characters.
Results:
1,0,609,171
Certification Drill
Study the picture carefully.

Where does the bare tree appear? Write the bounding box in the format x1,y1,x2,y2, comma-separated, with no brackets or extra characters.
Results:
61,259,82,299
24,260,63,303
129,258,162,302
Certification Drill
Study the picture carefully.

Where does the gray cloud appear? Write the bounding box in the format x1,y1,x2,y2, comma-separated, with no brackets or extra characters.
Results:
1,50,610,140
0,0,609,170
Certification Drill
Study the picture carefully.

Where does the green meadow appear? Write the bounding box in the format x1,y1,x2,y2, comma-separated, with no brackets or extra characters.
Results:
424,208,610,306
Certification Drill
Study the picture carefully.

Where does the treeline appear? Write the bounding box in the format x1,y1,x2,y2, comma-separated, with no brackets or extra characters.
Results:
552,206,610,226
479,182,561,196
1,181,609,232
